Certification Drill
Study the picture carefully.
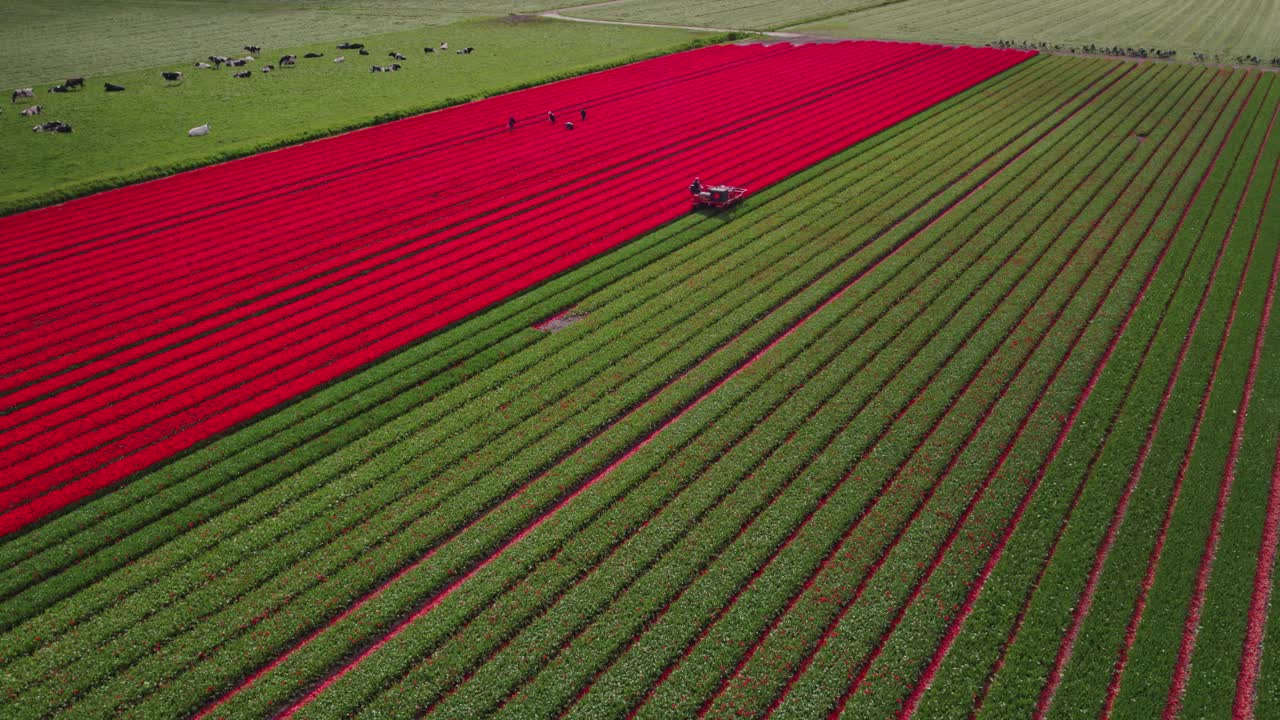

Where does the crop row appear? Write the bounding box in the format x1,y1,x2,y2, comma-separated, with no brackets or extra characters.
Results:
909,69,1280,719
834,62,1242,720
916,64,1248,720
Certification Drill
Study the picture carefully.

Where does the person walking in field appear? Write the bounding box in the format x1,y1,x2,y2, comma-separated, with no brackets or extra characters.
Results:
580,108,587,121
548,110,556,124
508,115,516,131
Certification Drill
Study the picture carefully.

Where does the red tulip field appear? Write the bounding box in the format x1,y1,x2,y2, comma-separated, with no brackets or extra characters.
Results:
1,41,1278,720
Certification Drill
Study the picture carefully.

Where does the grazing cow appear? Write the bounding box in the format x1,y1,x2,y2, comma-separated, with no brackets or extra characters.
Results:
359,48,370,56
334,56,345,63
280,54,297,66
389,51,405,60
389,63,401,71
459,47,474,54
370,64,384,72
188,123,210,137
20,105,42,116
162,71,184,83
423,47,434,54
104,82,125,92
49,84,70,93
227,59,247,67
440,42,448,50
33,120,71,133
338,42,365,50
261,64,274,73
232,70,251,78
241,55,255,62
194,62,213,69
304,52,324,58
64,77,85,89
209,55,229,67
11,88,34,103
244,45,262,54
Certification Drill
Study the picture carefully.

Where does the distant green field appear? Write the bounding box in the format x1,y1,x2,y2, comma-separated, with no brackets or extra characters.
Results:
562,0,893,30
795,0,1280,58
0,0,578,87
0,17,707,214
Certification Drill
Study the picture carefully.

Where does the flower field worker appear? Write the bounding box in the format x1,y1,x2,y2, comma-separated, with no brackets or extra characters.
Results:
508,115,516,131
548,110,556,124
580,108,587,121
690,177,702,195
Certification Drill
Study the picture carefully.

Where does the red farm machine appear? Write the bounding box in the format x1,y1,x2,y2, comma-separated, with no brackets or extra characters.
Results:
689,177,747,209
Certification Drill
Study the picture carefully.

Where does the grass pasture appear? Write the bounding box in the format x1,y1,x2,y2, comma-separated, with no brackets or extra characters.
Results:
0,16,707,214
796,0,1280,59
559,0,896,30
0,0,581,87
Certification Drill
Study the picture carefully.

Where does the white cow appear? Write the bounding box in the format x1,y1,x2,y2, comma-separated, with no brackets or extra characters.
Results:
188,123,210,137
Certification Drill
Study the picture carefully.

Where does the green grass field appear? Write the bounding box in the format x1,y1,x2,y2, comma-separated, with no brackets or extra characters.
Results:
796,0,1280,59
0,1,584,87
0,16,707,214
559,0,894,30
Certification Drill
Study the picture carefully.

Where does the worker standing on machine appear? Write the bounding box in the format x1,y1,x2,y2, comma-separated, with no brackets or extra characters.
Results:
690,177,702,195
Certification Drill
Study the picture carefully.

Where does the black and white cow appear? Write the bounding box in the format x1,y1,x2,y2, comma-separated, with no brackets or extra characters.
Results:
33,120,71,133
11,88,34,103
161,71,184,83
